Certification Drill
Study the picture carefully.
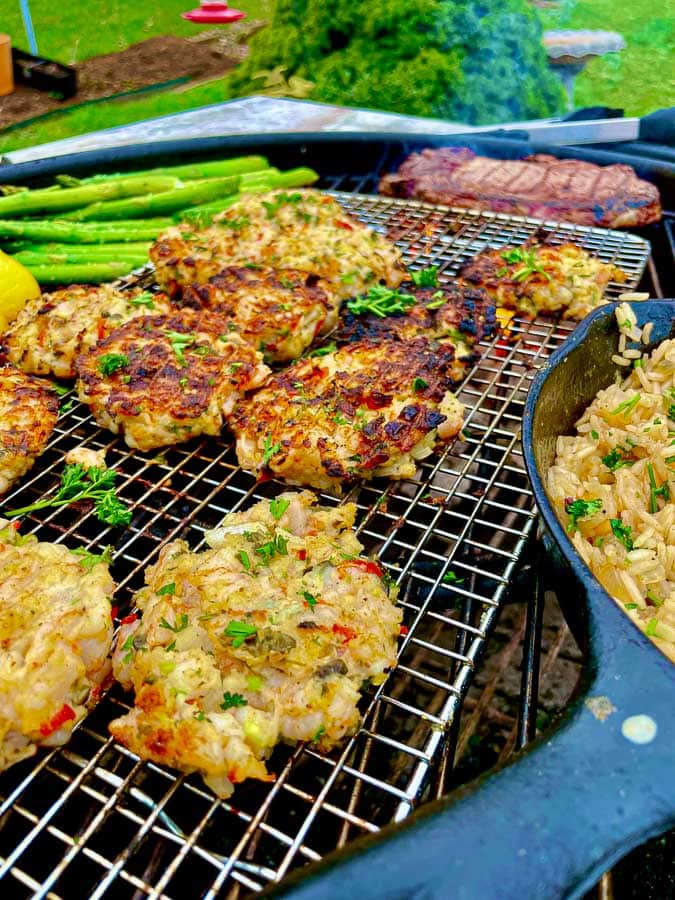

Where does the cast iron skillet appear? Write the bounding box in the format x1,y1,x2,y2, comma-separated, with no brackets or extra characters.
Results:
269,302,675,900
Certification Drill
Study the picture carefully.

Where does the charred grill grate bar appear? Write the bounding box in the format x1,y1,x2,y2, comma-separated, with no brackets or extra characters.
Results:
0,194,653,897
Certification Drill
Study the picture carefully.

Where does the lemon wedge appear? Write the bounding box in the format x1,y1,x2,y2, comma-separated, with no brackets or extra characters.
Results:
0,249,40,326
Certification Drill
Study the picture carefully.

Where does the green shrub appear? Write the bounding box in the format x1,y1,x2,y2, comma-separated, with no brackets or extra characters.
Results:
231,0,564,124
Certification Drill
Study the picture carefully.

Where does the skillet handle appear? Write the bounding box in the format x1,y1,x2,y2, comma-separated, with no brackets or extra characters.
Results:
268,653,675,900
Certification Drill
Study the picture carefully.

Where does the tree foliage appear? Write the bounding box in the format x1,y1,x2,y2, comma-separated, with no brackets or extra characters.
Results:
231,0,564,124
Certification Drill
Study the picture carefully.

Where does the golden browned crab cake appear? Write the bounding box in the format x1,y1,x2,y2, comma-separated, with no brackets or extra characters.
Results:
109,491,401,797
336,281,499,380
150,189,407,300
230,338,465,493
180,265,339,363
75,309,270,452
0,365,59,495
459,241,626,320
0,284,173,380
0,522,115,771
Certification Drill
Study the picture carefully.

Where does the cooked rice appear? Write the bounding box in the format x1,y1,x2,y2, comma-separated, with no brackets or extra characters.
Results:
547,302,675,663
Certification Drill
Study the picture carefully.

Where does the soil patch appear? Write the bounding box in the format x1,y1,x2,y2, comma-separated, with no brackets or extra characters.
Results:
0,27,264,131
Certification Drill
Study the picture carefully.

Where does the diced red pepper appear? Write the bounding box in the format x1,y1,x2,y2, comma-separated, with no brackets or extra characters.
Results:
39,703,76,737
399,625,409,636
335,220,354,231
332,623,357,643
120,613,138,625
110,605,119,621
297,549,307,561
347,558,384,578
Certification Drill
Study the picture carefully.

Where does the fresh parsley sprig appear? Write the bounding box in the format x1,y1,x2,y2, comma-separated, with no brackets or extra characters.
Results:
565,497,602,533
346,285,416,318
498,246,552,282
4,463,132,526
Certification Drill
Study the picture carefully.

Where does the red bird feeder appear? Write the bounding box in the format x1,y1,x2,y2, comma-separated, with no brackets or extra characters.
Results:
182,1,246,24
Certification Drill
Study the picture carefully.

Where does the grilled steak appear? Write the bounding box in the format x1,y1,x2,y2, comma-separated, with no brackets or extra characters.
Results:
379,148,661,228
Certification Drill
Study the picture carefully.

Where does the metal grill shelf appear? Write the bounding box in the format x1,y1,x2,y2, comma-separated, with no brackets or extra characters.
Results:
0,195,651,898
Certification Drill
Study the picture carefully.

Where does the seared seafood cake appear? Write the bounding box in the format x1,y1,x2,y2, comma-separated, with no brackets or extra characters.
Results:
109,491,401,798
0,522,114,771
0,366,58,495
1,284,173,380
460,242,626,320
337,282,498,380
231,339,465,492
180,266,339,363
151,189,407,300
75,309,270,452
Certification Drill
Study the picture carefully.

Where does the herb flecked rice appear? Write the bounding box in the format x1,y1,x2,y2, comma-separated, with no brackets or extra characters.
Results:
547,300,675,663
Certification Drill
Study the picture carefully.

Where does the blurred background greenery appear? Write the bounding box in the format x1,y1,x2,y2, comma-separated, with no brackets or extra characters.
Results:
0,0,672,154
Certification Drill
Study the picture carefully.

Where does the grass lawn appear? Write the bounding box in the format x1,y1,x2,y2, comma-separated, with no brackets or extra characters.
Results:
0,0,671,157
537,0,675,117
3,0,268,64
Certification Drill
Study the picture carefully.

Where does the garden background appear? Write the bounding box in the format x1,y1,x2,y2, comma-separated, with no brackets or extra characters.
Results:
1,0,673,155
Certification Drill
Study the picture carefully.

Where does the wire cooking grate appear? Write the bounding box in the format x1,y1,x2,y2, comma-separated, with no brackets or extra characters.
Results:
0,195,651,898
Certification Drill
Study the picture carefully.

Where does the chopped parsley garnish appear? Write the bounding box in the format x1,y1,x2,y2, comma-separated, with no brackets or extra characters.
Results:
238,549,251,572
601,446,635,471
609,393,640,417
164,330,195,367
311,725,326,744
224,620,257,648
229,362,242,374
157,582,176,596
645,618,659,637
412,377,428,392
565,498,602,532
646,590,664,607
411,266,439,288
306,342,337,358
269,497,290,520
303,590,317,609
255,533,288,565
121,634,135,664
610,518,634,550
3,463,131,526
98,353,129,376
160,613,189,633
247,674,263,691
646,463,670,513
220,215,250,230
220,691,248,710
261,192,302,219
426,290,446,310
443,570,465,585
499,246,552,282
624,602,638,610
346,285,415,318
72,545,113,570
591,430,599,440
179,377,188,388
262,435,282,467
130,291,155,309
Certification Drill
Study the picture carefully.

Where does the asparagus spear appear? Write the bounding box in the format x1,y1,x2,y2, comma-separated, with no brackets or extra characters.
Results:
0,176,180,218
13,241,151,258
176,168,321,226
15,249,148,267
63,175,240,222
25,261,141,284
0,219,171,243
77,155,270,183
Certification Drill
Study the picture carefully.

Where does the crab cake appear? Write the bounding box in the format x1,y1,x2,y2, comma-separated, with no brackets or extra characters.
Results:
336,282,499,380
180,266,339,363
0,366,58,495
75,309,270,452
0,284,173,380
0,522,115,771
151,189,407,300
460,242,626,320
230,339,465,492
109,491,400,797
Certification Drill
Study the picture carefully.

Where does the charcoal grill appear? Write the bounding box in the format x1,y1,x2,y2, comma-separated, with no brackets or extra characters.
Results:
0,133,672,899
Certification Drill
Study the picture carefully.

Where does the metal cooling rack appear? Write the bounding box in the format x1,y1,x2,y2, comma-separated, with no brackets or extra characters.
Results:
0,196,651,899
